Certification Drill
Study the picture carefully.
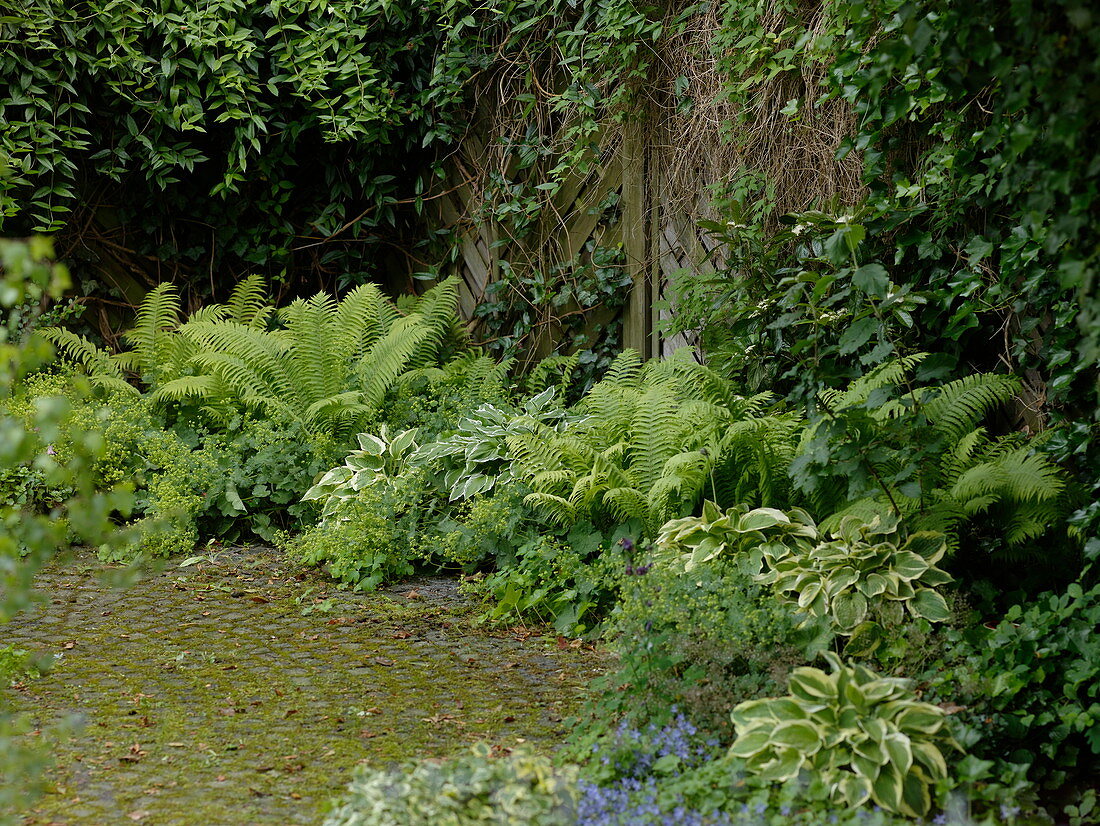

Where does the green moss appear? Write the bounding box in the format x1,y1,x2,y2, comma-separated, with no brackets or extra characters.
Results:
4,547,603,825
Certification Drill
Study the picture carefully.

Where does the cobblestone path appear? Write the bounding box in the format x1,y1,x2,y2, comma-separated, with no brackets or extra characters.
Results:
3,547,603,825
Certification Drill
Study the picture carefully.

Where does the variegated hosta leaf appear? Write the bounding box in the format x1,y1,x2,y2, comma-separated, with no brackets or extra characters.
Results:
750,511,954,636
730,653,959,817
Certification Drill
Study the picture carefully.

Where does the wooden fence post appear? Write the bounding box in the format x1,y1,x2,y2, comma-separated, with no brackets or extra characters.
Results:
622,118,655,358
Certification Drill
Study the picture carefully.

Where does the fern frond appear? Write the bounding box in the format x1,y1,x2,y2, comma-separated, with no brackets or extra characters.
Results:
522,492,577,527
830,353,927,408
602,349,645,387
39,328,134,389
924,373,1020,442
122,283,182,377
356,318,434,410
224,275,270,327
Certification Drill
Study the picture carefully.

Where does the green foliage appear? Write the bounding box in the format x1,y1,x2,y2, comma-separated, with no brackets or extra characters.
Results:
595,556,817,736
468,522,626,636
0,0,662,304
729,653,958,817
0,645,46,686
196,415,342,542
926,575,1100,789
303,426,421,522
656,502,817,572
508,352,786,537
283,471,427,590
410,387,568,502
694,0,1098,418
45,276,465,435
324,743,578,826
433,487,533,571
752,512,954,637
791,360,1068,554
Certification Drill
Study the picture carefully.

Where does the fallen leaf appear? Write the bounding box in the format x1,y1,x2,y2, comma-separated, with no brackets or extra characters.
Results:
392,630,411,639
404,590,422,600
372,657,395,667
128,811,149,821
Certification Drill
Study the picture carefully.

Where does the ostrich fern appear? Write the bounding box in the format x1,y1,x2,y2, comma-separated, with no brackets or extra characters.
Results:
804,358,1067,550
44,277,465,435
508,351,798,537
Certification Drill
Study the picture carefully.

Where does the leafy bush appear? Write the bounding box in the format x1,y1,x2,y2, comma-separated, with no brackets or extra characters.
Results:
508,352,791,537
794,362,1068,555
925,575,1100,791
324,744,578,826
410,387,569,502
193,415,342,542
594,555,817,735
302,426,420,523
282,472,428,590
656,502,817,572
468,522,626,635
729,653,959,817
752,513,953,637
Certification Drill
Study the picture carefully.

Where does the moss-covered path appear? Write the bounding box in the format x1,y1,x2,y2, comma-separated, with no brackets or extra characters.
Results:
4,547,604,825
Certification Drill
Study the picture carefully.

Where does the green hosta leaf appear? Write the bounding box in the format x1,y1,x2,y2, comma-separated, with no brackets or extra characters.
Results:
832,591,868,632
883,732,913,776
859,572,890,597
826,565,860,596
904,531,948,564
892,550,930,580
357,433,387,455
902,767,933,816
908,588,951,622
837,772,873,807
739,507,792,532
731,698,782,728
758,746,803,782
729,728,772,757
388,428,418,457
771,720,823,754
872,763,906,813
788,667,836,702
893,705,946,735
797,580,824,611
843,621,883,657
911,739,949,779
919,567,954,587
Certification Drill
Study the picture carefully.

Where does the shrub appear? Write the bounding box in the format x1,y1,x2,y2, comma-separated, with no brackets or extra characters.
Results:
467,522,627,636
594,555,817,735
282,474,426,590
751,512,954,641
729,652,959,817
324,744,578,826
924,574,1100,794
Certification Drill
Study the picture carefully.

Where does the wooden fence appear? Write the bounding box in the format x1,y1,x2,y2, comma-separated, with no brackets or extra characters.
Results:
429,112,716,360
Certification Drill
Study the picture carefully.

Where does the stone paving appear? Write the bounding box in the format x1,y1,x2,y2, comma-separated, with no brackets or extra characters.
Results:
3,547,605,825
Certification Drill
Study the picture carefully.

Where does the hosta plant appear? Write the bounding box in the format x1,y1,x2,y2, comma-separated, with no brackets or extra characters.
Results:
729,652,959,817
302,426,419,522
409,387,570,501
655,501,817,571
751,512,953,637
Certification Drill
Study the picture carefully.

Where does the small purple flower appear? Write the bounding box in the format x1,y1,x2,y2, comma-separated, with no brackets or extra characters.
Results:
620,537,635,553
46,444,56,456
